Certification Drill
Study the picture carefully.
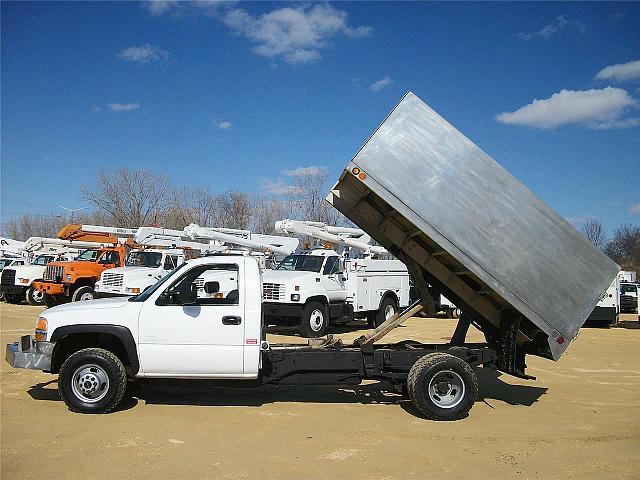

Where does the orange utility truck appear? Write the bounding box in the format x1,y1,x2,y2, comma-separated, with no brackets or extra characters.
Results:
33,225,138,307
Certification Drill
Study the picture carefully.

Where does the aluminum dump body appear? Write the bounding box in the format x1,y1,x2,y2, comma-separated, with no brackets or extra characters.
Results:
328,92,619,361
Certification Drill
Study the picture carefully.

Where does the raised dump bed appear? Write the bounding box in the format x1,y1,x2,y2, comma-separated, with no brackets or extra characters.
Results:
328,92,619,374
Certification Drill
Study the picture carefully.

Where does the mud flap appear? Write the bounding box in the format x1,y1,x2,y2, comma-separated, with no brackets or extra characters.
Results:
496,312,535,380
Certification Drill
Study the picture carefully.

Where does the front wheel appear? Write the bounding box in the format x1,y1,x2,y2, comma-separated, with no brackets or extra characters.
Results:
407,353,478,420
72,286,96,302
3,293,22,304
369,296,398,328
58,348,128,413
300,301,329,338
26,286,45,306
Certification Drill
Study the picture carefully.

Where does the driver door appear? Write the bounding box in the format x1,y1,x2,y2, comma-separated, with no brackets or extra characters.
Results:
137,262,245,377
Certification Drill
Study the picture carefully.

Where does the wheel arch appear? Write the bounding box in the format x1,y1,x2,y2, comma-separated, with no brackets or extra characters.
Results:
49,325,139,375
379,290,399,310
304,294,330,306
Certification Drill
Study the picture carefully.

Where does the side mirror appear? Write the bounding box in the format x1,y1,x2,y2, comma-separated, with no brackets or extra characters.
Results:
178,283,198,305
338,258,345,273
204,281,220,294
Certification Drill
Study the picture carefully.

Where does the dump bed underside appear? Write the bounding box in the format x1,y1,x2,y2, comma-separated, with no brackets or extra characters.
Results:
328,92,619,361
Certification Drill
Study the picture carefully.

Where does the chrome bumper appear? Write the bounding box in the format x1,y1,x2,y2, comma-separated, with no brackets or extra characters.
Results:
5,335,54,371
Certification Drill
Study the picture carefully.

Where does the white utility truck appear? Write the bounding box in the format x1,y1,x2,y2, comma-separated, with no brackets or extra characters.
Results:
94,227,219,298
585,277,619,326
261,219,410,337
6,92,619,421
0,237,98,305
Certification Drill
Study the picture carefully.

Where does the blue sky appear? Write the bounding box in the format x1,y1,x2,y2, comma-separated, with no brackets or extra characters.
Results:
1,1,639,234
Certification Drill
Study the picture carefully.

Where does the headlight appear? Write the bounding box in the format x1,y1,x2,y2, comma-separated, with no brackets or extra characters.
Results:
126,287,140,294
35,316,48,341
65,274,72,281
291,294,300,301
18,278,30,284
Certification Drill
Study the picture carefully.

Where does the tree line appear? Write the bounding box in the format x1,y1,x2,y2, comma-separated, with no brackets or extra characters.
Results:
581,219,640,274
2,167,343,239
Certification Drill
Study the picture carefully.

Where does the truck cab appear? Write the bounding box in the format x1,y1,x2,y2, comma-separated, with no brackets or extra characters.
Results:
95,248,186,297
1,254,73,305
33,245,127,307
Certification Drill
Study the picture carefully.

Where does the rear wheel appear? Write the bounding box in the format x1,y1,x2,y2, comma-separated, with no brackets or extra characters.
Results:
58,348,127,413
300,301,329,338
370,296,398,328
407,353,478,420
26,286,45,306
72,286,96,302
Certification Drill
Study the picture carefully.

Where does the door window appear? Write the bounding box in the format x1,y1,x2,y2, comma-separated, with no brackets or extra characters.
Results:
161,264,239,306
322,256,340,275
99,251,120,264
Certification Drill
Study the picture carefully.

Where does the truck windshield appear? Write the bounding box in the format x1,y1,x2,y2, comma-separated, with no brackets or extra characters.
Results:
32,255,55,266
621,284,638,295
0,259,11,269
126,251,162,268
75,249,99,262
276,255,325,273
129,263,187,302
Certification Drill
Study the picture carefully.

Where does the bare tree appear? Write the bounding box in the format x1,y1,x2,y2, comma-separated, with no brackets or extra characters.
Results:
216,191,251,230
81,168,172,228
251,195,292,234
605,223,640,271
580,219,608,250
287,168,340,224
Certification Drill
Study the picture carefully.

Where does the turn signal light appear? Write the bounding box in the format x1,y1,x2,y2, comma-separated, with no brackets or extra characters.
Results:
35,316,47,341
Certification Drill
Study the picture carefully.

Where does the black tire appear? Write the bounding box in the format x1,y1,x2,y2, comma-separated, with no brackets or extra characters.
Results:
58,348,127,414
3,293,22,304
407,353,478,421
370,296,398,328
26,285,45,306
44,294,63,308
72,286,96,302
300,301,329,338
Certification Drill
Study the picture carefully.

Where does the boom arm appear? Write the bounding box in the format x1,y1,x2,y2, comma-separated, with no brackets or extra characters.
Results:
274,219,387,256
134,227,224,253
57,224,138,245
183,224,298,256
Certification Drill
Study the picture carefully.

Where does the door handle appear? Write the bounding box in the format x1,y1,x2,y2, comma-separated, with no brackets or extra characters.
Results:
222,315,242,325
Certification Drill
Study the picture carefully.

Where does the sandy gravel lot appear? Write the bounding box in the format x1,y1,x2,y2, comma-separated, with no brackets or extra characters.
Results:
1,302,638,479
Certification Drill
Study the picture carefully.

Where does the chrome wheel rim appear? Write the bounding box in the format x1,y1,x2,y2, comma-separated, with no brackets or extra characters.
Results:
31,289,44,303
71,364,110,403
79,292,94,301
384,303,396,319
309,309,325,332
428,370,465,409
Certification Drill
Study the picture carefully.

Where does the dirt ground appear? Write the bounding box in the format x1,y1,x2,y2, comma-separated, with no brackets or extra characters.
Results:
1,302,638,479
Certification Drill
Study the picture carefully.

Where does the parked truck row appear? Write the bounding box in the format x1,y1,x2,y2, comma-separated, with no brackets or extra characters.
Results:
6,92,620,420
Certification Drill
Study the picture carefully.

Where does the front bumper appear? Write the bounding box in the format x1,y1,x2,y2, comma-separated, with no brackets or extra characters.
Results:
263,302,303,319
5,335,54,371
0,284,27,296
32,281,65,295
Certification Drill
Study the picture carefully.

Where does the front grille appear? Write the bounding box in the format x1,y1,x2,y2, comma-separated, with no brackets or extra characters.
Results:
1,268,16,286
102,272,124,287
44,265,64,282
195,277,204,289
263,282,285,301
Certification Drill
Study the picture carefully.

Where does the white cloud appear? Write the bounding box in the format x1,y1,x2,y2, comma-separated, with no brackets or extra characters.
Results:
630,204,640,215
217,121,233,130
519,15,583,40
144,1,227,17
223,4,372,64
118,44,169,63
595,60,640,83
144,1,180,16
90,106,102,112
496,87,639,129
282,166,327,177
369,76,393,92
259,179,299,196
108,103,140,112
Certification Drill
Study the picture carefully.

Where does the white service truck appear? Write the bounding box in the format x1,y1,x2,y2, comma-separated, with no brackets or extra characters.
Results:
262,219,410,337
586,277,619,326
5,92,619,421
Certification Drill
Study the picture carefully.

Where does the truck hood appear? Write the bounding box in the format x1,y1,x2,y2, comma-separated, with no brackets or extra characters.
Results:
106,266,161,277
47,297,131,313
7,265,46,278
262,270,320,284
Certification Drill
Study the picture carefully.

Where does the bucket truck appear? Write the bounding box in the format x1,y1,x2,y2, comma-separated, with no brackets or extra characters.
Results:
261,219,410,337
1,237,99,306
32,225,139,307
95,227,221,298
